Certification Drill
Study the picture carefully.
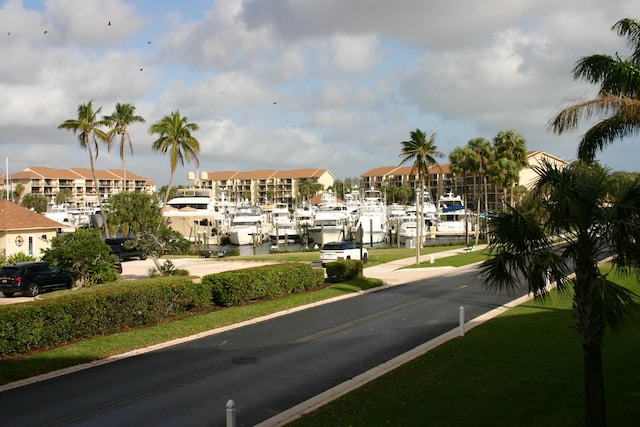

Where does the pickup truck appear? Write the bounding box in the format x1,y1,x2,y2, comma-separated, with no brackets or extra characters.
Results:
0,261,77,297
320,241,368,267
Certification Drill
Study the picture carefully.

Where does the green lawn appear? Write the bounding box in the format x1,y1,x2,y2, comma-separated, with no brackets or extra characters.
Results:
288,267,640,427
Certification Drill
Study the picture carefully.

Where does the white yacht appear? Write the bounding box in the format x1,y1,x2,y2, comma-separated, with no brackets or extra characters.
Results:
162,188,228,242
355,188,387,244
436,191,475,236
307,190,351,245
227,205,270,245
269,203,299,243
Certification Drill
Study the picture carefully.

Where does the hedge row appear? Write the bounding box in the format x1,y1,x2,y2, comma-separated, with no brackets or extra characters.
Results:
325,259,364,283
0,263,324,358
204,262,325,306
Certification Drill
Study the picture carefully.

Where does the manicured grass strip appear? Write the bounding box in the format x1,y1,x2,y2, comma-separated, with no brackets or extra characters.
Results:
407,249,489,268
288,270,640,427
0,278,382,385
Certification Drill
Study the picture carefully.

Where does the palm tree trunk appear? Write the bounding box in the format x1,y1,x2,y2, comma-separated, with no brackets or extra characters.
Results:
122,153,127,193
163,169,176,210
574,264,607,427
86,138,110,238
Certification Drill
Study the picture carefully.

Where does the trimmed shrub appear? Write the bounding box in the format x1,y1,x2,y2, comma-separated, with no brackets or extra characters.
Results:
325,259,364,283
203,262,324,307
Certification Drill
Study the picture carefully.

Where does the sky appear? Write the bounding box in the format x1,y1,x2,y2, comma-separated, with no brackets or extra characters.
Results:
1,0,638,188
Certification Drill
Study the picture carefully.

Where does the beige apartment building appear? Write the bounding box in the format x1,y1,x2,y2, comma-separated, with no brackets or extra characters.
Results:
3,166,155,207
196,168,335,205
360,151,569,212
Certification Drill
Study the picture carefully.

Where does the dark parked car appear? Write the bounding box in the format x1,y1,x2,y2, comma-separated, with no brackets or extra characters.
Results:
105,238,147,261
0,261,77,297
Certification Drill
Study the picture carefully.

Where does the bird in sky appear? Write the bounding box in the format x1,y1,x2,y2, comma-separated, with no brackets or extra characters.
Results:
43,30,48,34
108,21,111,26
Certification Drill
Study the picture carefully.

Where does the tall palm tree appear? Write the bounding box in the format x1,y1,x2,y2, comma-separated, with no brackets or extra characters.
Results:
467,137,493,215
480,161,640,427
490,130,528,206
550,17,640,162
104,103,145,193
449,146,475,244
149,110,201,208
57,100,110,237
399,129,443,264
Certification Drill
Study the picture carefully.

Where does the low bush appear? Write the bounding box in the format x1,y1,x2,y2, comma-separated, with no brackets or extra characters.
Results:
0,277,207,358
0,262,327,358
204,263,324,306
325,259,364,283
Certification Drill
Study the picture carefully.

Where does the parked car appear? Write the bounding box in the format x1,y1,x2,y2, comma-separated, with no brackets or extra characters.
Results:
0,261,77,297
320,241,368,267
105,238,147,261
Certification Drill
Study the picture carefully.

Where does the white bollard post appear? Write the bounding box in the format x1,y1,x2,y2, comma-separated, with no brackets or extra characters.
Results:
430,255,435,264
459,306,465,336
226,399,236,427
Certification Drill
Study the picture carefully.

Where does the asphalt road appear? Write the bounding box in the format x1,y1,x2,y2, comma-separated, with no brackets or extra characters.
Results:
0,253,526,427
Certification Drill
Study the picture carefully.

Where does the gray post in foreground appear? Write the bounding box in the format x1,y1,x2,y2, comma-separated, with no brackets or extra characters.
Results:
459,306,465,336
226,399,236,427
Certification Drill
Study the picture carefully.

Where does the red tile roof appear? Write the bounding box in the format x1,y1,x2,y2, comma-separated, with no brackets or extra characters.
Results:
0,200,63,231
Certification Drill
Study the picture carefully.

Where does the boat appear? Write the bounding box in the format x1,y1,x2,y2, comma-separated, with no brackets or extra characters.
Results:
390,214,430,247
43,202,92,232
162,187,229,243
269,203,300,243
436,191,475,236
227,205,270,245
355,188,387,244
307,190,351,245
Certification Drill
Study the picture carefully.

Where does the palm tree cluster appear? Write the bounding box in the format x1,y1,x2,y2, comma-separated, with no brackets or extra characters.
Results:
482,17,640,427
58,101,201,234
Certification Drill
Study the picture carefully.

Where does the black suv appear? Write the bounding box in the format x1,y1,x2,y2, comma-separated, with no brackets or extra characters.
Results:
0,261,77,297
105,238,147,261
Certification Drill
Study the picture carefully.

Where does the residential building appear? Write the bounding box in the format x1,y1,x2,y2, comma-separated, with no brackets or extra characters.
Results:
196,168,335,205
360,151,569,212
0,200,62,259
5,166,155,208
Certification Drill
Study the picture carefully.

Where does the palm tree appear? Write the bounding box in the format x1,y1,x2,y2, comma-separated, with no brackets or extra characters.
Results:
104,103,145,193
57,100,110,237
480,161,640,427
149,111,201,208
490,130,528,206
449,146,475,244
467,137,493,215
399,129,443,264
550,18,640,162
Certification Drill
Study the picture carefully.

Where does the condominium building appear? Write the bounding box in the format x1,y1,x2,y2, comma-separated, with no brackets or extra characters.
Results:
196,168,335,205
360,151,568,211
4,166,155,207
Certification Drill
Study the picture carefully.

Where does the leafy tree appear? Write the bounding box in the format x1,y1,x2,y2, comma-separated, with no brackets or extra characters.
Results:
298,180,323,202
149,111,201,208
107,192,161,237
42,228,119,286
399,129,443,263
467,137,493,215
489,130,528,207
132,223,191,273
14,183,24,202
480,161,640,427
6,252,36,264
21,193,48,213
550,18,640,163
330,179,344,200
104,102,145,192
58,100,110,237
55,188,73,205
